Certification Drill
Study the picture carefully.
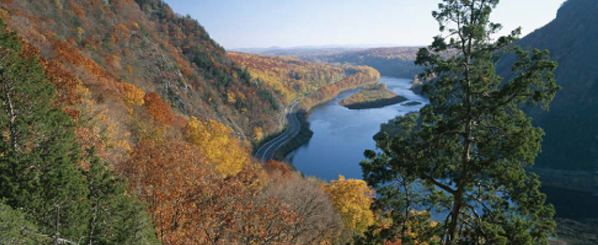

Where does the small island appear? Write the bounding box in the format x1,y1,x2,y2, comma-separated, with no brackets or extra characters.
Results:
402,101,422,106
339,83,407,109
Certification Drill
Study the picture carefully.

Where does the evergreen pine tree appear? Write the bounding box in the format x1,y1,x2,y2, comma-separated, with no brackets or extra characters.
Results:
361,0,560,244
84,149,159,245
0,20,158,244
0,21,90,240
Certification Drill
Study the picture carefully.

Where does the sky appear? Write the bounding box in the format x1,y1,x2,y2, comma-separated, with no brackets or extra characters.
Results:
164,0,567,50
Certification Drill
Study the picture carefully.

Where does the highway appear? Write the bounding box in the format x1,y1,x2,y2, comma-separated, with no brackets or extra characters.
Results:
254,100,301,161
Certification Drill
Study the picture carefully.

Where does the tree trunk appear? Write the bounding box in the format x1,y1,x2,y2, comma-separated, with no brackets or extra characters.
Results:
447,189,464,244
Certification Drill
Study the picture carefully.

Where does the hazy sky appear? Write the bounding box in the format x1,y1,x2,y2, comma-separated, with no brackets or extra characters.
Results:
165,0,567,49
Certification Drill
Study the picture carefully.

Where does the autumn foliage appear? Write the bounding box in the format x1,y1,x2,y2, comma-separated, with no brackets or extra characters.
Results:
122,138,300,244
302,66,381,109
229,52,345,104
184,116,248,176
324,175,376,237
144,92,175,125
0,0,391,244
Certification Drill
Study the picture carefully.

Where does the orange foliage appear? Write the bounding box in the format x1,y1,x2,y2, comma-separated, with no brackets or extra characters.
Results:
385,240,402,245
121,138,301,245
42,61,86,118
53,40,116,80
264,160,292,177
143,92,174,125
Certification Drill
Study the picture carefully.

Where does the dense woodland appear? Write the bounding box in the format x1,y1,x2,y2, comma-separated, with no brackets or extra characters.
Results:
0,0,287,143
230,51,381,112
0,18,385,244
228,52,346,105
1,0,596,244
0,0,385,244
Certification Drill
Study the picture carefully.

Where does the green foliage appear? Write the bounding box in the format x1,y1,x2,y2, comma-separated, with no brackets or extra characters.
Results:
0,21,158,244
361,0,559,244
0,22,90,240
338,83,406,109
84,151,159,245
0,203,50,245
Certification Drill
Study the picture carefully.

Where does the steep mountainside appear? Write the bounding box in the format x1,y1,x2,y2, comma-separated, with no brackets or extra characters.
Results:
500,0,598,171
0,1,382,243
0,0,282,142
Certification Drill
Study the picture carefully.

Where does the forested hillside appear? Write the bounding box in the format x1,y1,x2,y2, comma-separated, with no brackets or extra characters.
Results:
228,52,346,104
0,0,384,244
0,0,282,142
303,47,422,78
498,0,598,172
230,52,381,110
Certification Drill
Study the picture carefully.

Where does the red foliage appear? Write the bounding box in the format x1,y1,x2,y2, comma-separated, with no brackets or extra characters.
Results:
264,160,292,177
143,92,175,125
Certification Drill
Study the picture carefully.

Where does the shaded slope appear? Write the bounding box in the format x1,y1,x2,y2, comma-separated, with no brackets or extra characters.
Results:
503,0,598,171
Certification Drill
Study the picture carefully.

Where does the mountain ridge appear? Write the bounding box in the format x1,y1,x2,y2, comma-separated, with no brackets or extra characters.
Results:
503,0,598,172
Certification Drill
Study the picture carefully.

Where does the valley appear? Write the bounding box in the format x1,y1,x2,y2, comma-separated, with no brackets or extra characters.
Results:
0,0,596,244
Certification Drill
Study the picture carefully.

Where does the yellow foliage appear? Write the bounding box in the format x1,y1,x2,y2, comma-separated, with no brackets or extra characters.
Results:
404,210,438,245
324,175,376,236
228,52,346,105
130,22,140,31
253,126,264,142
76,27,84,41
184,116,248,176
120,82,145,107
0,9,8,20
226,91,236,104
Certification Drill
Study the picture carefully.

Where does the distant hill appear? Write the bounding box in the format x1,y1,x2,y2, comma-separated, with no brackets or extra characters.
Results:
301,47,423,78
233,47,367,58
235,46,424,78
229,52,381,110
228,52,347,104
499,0,598,172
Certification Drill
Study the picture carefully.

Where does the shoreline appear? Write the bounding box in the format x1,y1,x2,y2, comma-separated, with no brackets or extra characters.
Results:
341,95,407,109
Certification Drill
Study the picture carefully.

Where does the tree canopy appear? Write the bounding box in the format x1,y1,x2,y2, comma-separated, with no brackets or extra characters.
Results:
361,0,560,244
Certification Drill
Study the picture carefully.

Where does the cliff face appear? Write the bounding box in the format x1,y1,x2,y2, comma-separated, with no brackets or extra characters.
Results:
0,0,284,142
501,0,598,171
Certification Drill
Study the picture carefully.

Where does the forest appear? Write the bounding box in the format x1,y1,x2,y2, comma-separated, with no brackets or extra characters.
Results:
0,0,387,244
1,0,597,244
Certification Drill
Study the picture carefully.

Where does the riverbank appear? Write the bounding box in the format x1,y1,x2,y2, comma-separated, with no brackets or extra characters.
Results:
339,83,407,109
272,110,313,161
555,218,598,245
532,167,598,194
253,68,381,161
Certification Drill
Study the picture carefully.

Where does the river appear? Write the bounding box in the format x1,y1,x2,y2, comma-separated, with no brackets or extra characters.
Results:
286,77,428,181
286,76,598,221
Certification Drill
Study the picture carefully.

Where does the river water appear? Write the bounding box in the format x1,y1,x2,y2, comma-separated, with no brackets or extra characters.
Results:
286,76,598,221
286,77,428,181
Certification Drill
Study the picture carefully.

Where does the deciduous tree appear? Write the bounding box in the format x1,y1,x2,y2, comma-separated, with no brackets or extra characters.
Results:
324,175,376,240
